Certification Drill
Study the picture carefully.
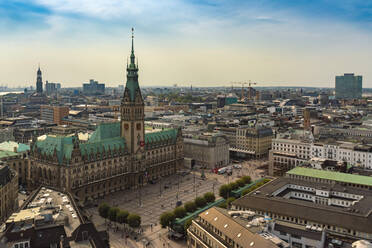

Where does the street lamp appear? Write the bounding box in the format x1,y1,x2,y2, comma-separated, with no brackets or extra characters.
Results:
159,176,162,197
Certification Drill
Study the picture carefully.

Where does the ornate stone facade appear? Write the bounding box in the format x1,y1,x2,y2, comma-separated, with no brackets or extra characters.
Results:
28,33,184,201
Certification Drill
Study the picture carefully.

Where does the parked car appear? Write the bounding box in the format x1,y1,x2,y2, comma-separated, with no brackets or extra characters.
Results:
233,164,242,169
218,167,227,174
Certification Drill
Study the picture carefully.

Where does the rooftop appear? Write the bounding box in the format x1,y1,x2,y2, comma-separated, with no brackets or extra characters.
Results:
232,177,372,234
0,141,30,153
195,207,279,248
287,167,372,187
7,187,81,237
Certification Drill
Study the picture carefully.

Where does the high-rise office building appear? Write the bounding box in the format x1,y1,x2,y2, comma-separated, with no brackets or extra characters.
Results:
83,79,105,95
40,105,69,125
335,73,362,99
36,66,43,94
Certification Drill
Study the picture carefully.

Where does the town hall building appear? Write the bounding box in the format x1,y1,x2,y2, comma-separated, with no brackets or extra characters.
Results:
28,32,184,201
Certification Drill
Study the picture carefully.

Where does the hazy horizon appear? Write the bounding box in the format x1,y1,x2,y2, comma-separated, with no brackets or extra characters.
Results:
1,1,372,88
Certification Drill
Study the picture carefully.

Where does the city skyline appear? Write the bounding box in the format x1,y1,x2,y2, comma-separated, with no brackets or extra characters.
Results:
1,0,372,87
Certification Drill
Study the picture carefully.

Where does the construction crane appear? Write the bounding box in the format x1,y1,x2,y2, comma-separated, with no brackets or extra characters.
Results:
231,82,248,101
248,81,257,100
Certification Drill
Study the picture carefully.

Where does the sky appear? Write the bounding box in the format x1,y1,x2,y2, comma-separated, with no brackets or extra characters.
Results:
1,0,372,88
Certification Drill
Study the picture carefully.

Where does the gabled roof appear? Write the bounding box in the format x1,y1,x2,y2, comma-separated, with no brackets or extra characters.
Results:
34,122,126,165
88,122,121,142
34,135,75,164
145,128,179,145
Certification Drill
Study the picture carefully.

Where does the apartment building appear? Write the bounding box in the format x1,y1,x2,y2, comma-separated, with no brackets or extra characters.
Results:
269,138,372,176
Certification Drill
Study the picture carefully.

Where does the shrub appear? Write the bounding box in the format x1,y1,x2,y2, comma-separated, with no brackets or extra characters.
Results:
203,192,215,203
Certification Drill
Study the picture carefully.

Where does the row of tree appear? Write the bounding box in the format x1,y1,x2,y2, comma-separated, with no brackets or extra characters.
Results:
219,175,251,199
242,178,271,196
98,203,141,228
160,192,216,230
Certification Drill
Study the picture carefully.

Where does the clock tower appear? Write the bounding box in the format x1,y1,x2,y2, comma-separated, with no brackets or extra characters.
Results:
121,28,145,154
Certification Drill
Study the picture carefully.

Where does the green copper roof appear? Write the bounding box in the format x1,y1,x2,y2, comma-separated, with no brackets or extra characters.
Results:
89,122,121,142
34,135,74,164
0,141,29,153
287,167,372,187
145,128,179,145
34,122,126,165
82,122,126,158
0,150,18,159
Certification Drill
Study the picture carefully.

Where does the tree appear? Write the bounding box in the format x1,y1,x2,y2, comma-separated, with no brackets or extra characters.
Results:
194,196,207,208
184,201,197,213
236,178,245,188
174,207,187,219
203,192,215,203
241,176,251,184
226,197,236,208
160,211,175,228
218,201,227,209
116,210,129,224
219,184,231,199
98,203,110,222
183,218,193,233
229,182,239,191
127,214,141,228
108,207,120,223
242,188,251,196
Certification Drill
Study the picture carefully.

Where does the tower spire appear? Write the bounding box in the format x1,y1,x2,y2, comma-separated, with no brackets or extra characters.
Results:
130,27,135,65
131,27,134,54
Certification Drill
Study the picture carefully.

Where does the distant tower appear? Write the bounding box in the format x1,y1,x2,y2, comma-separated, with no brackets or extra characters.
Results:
121,28,145,154
303,107,311,131
36,66,43,94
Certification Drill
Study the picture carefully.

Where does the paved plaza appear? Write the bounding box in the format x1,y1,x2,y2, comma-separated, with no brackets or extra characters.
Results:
86,159,269,247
